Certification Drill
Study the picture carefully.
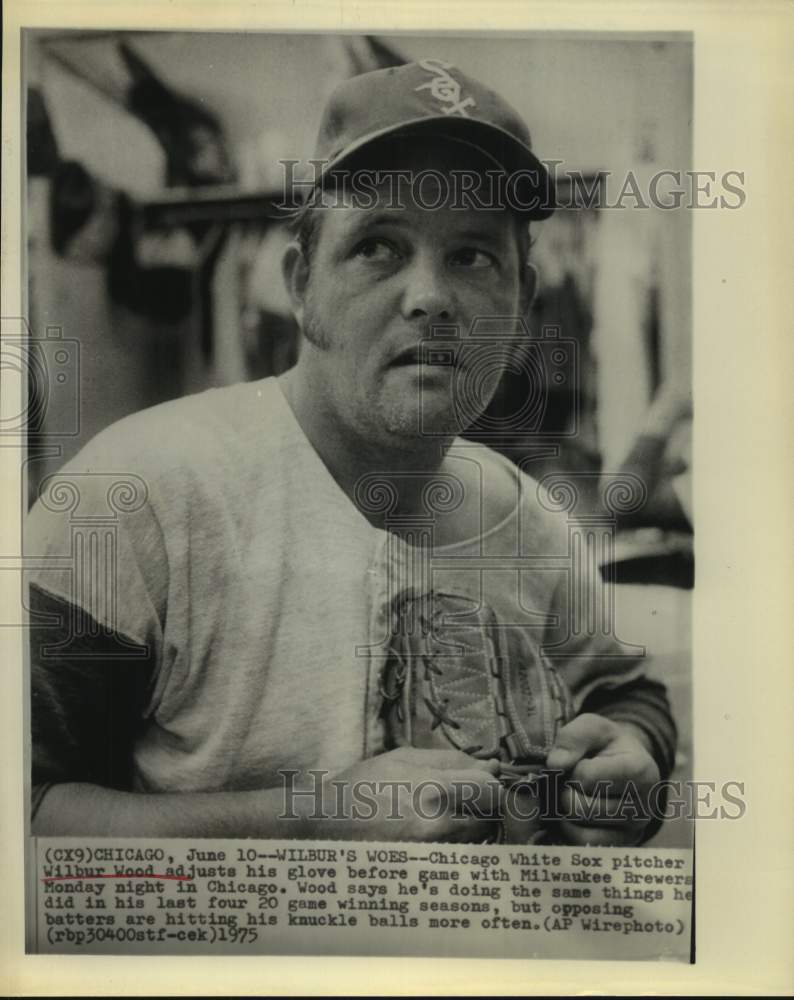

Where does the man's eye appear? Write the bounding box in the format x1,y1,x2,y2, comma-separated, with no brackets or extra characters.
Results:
352,238,399,262
450,248,495,269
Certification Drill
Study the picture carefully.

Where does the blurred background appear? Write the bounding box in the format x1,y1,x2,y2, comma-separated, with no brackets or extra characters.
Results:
24,31,693,845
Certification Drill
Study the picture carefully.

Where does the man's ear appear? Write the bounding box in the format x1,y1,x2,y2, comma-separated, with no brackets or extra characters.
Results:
519,261,539,317
281,241,310,326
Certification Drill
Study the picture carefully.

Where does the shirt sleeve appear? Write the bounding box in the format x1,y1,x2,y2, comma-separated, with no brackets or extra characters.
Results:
516,465,679,785
26,437,169,820
29,583,157,817
542,572,678,783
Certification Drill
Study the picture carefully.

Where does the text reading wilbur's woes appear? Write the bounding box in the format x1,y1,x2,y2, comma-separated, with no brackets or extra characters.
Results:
32,840,694,961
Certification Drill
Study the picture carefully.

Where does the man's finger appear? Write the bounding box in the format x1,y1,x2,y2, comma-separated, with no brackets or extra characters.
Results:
568,751,658,792
558,785,649,826
546,713,616,771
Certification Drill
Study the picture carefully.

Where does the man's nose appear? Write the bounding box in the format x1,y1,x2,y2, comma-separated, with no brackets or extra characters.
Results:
400,255,455,322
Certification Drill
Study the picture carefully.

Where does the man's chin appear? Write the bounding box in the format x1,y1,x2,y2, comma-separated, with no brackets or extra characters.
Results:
369,376,479,443
379,365,497,440
379,407,461,444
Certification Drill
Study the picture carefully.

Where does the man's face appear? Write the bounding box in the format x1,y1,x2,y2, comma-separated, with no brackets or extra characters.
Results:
288,140,532,448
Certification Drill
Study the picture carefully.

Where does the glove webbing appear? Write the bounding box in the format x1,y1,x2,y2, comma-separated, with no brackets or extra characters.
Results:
380,634,544,784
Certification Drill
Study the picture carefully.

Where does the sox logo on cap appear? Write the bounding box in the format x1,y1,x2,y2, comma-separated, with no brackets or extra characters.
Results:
414,59,477,117
304,59,556,219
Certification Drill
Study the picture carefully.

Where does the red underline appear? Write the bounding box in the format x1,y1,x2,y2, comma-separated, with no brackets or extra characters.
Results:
42,873,192,882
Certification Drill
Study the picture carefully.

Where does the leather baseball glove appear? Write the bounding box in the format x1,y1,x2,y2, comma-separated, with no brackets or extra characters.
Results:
379,590,573,844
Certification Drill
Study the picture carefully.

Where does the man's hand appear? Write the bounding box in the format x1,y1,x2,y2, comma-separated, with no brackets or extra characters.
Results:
311,747,505,843
546,714,660,847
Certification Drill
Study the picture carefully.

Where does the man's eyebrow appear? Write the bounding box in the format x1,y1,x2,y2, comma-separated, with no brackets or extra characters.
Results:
341,214,509,245
341,211,411,238
452,226,510,247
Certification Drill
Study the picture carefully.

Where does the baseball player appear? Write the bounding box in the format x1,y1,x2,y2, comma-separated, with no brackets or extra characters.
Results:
28,60,676,845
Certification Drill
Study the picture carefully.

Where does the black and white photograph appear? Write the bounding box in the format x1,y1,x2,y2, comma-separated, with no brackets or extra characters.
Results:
2,3,792,994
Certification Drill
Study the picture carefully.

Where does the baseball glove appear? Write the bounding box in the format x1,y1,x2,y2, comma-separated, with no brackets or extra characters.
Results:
379,590,573,843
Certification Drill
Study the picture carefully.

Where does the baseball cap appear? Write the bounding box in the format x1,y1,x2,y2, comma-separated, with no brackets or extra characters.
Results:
307,59,556,219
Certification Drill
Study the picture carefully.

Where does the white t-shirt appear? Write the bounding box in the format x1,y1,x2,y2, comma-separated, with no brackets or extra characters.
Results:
27,377,674,799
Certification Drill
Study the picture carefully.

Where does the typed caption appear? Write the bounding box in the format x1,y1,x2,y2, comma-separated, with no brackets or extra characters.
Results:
31,838,693,960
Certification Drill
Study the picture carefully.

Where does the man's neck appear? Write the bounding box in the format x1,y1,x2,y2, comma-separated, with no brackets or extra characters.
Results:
278,366,455,529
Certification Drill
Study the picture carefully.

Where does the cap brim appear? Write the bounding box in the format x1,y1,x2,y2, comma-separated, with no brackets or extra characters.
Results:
317,115,556,220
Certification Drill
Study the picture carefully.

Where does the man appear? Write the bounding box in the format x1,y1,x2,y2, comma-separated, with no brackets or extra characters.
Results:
28,60,675,844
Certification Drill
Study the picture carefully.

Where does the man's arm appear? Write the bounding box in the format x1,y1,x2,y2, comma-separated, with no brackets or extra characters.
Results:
32,756,505,842
31,783,306,838
542,584,678,845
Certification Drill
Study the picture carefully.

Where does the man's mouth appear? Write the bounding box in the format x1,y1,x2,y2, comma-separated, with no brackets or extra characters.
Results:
388,345,428,367
388,344,457,370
